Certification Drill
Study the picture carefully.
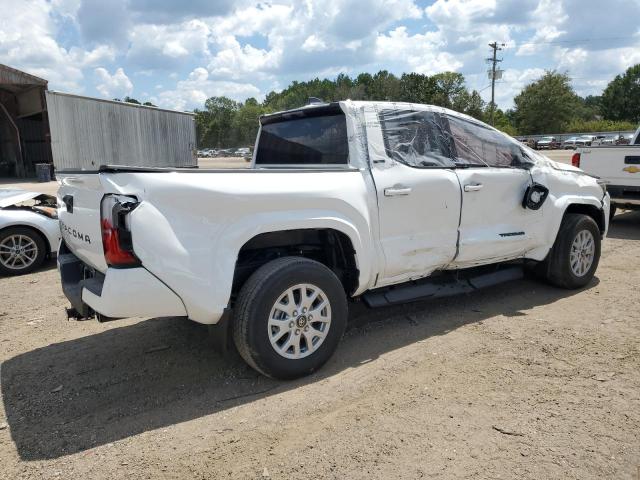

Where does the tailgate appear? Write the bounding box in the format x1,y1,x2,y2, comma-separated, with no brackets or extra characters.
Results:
580,146,640,186
57,173,108,272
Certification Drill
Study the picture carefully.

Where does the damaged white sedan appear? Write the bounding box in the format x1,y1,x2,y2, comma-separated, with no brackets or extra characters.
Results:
56,101,610,379
0,189,60,275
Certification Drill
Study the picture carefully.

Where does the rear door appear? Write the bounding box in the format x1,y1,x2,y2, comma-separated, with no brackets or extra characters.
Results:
445,114,545,267
57,173,109,272
365,107,461,286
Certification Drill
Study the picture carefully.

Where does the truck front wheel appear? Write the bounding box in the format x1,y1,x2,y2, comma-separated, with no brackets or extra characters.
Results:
542,213,601,289
232,257,348,379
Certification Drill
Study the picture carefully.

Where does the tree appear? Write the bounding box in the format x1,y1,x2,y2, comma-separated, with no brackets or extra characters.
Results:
123,96,141,105
398,73,437,104
513,71,581,134
431,72,466,109
195,96,240,147
601,64,640,123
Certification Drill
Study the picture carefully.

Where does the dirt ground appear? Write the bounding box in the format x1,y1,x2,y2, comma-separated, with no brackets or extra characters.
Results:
1,151,639,479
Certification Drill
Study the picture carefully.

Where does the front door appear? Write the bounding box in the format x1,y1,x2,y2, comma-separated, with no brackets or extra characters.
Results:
445,114,545,267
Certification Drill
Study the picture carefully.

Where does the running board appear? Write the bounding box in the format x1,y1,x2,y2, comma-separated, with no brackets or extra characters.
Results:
362,266,523,308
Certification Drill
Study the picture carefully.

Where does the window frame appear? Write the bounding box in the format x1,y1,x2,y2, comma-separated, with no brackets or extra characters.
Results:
443,114,531,170
255,104,352,169
376,109,457,170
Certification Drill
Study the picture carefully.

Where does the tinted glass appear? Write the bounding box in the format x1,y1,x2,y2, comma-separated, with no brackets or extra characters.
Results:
446,115,523,167
256,114,349,165
378,110,454,168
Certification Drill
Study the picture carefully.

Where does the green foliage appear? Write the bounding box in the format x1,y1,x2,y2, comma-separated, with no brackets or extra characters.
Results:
195,70,487,148
601,64,640,123
193,65,640,147
564,118,637,133
513,71,581,135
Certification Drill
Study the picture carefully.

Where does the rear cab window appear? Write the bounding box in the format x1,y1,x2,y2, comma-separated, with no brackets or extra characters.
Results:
256,104,349,166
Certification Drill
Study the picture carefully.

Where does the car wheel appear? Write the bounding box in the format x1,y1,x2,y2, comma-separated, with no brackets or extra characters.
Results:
542,214,601,289
232,256,348,379
0,227,47,276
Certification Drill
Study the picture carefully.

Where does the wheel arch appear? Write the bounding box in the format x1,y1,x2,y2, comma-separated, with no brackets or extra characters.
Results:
0,223,52,255
563,202,606,235
232,227,362,299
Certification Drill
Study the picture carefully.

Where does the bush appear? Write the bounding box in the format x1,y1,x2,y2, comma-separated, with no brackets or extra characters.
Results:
564,119,637,133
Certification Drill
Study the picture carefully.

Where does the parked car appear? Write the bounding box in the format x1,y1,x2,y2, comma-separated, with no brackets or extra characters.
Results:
57,101,610,379
575,125,640,218
536,136,560,150
562,136,581,149
575,135,597,147
616,133,634,145
0,189,60,275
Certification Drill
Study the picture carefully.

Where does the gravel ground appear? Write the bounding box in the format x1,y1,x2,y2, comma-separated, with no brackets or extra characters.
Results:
1,150,639,479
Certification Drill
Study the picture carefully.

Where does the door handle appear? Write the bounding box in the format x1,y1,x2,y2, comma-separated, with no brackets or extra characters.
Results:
384,185,412,197
464,183,483,192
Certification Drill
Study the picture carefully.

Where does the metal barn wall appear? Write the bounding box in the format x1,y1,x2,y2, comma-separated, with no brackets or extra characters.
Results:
45,91,196,171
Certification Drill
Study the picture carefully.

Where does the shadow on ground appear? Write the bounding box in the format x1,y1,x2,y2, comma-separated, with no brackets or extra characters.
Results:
2,275,597,460
607,210,640,240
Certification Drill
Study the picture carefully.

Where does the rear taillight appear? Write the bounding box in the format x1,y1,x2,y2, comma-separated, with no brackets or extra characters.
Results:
100,195,140,267
571,152,581,168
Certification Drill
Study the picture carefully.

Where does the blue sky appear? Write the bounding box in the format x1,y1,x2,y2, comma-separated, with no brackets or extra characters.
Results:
2,0,640,111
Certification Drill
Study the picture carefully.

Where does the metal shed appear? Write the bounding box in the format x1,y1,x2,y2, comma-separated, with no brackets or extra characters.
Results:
0,65,51,178
46,91,196,171
0,64,197,178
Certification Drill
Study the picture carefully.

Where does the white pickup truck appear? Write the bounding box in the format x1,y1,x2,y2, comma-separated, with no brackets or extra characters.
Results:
57,101,610,379
574,126,640,217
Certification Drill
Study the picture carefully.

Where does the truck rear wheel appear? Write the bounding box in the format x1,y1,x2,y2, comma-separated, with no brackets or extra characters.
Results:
542,213,601,289
232,257,348,379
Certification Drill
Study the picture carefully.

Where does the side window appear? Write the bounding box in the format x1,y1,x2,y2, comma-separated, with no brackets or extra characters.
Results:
378,110,455,168
446,115,523,168
256,113,349,165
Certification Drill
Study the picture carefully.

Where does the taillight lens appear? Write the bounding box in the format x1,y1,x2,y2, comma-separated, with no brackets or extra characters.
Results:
571,152,581,168
100,195,140,267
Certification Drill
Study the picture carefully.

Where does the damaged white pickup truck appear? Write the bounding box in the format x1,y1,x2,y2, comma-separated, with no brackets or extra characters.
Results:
57,101,610,379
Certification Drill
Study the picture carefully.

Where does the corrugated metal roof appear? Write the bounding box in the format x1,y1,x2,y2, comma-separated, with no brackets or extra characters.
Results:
47,90,194,116
0,64,48,86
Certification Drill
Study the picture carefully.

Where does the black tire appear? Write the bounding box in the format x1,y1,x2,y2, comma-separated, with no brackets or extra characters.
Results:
232,257,348,379
541,214,601,289
0,226,47,276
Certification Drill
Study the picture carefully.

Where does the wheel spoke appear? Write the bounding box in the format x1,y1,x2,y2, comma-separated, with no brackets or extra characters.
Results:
268,283,332,360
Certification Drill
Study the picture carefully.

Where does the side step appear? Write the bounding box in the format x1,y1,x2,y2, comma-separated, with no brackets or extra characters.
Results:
362,266,523,308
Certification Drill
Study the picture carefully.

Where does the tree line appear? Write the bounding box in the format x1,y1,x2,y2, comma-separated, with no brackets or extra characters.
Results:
194,65,640,148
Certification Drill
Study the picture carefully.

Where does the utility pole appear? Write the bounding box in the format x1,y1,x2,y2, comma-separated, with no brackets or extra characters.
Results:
486,42,504,126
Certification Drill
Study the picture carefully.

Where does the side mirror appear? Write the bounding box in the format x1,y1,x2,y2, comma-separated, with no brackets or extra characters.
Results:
522,183,549,210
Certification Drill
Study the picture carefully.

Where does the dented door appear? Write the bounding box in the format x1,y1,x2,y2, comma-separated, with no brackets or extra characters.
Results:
364,107,461,286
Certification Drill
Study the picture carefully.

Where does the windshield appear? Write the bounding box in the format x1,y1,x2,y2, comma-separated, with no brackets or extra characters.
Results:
540,137,553,141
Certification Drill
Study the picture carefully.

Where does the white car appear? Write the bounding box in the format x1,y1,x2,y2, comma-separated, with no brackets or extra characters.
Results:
0,189,60,275
57,101,610,379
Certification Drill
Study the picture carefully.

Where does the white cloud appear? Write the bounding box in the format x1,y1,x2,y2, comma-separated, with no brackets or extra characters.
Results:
302,35,327,52
376,27,462,75
154,67,261,110
95,67,133,98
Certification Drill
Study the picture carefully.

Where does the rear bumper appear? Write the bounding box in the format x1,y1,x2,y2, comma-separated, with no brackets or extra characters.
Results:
58,242,187,320
608,185,640,209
